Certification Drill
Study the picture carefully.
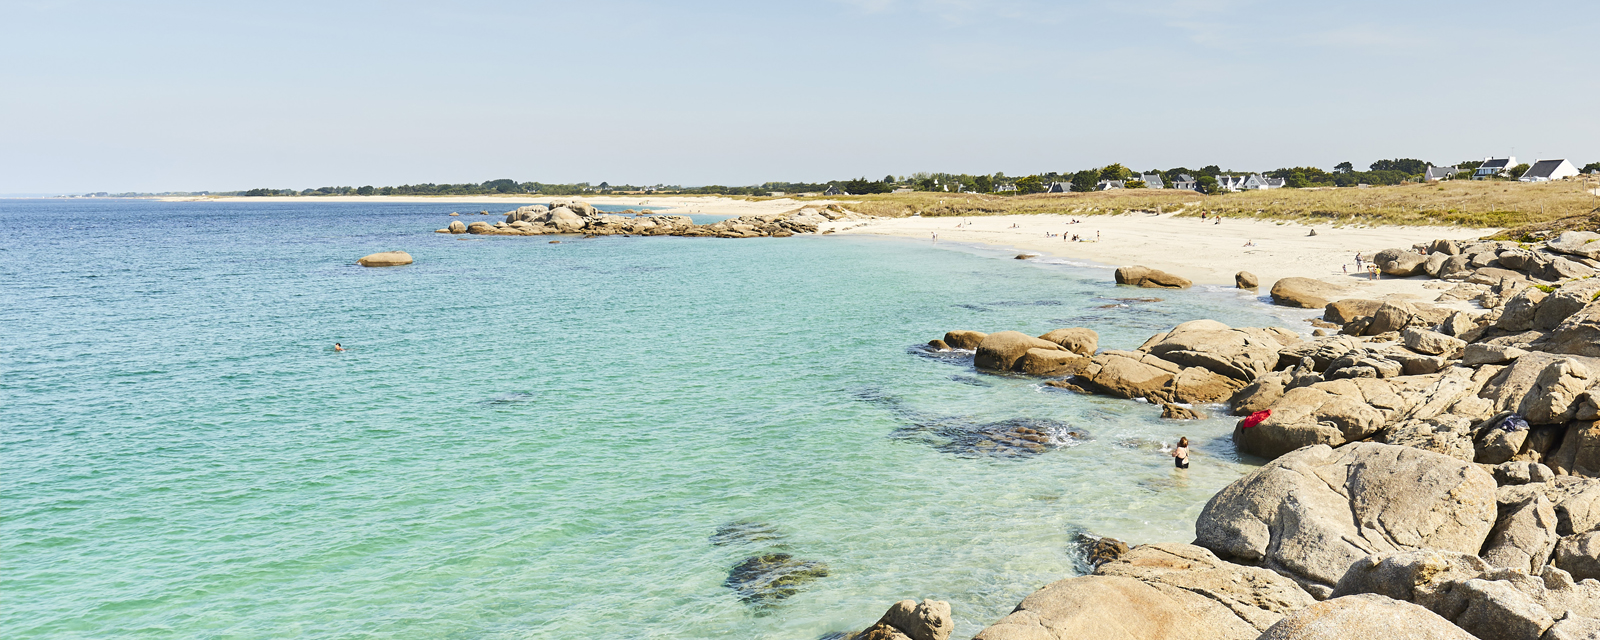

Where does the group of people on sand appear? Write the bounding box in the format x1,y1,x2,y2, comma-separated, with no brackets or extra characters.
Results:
1344,253,1382,280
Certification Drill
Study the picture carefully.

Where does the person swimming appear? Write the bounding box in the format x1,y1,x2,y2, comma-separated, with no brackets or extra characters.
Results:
333,343,345,352
1172,437,1190,469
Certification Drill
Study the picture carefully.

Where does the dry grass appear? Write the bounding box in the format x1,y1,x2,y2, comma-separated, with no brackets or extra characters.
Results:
805,178,1600,229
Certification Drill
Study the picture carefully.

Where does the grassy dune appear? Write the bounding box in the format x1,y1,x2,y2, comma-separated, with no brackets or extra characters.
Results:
805,178,1600,229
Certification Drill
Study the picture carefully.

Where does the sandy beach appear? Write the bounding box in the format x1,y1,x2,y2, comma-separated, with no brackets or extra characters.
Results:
824,212,1498,306
163,194,827,217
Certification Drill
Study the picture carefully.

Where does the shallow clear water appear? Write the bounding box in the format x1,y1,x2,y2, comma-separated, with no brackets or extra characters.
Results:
1,199,1312,639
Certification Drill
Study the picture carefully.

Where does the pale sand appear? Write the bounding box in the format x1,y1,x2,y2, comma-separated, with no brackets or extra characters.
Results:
822,212,1498,305
163,194,826,217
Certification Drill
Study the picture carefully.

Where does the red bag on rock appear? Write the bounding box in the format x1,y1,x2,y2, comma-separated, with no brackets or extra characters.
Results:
1241,410,1271,429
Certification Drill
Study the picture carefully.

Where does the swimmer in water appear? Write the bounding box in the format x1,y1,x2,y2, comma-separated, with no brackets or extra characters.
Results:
333,343,345,352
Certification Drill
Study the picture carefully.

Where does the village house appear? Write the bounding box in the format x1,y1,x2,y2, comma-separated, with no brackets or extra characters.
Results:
1424,165,1458,181
1170,174,1198,191
1472,157,1516,180
1096,180,1125,191
1046,182,1071,193
1140,173,1165,189
823,185,844,196
1519,159,1580,182
1215,174,1280,191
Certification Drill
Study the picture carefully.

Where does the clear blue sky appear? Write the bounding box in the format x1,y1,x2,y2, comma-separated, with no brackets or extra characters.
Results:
2,0,1595,193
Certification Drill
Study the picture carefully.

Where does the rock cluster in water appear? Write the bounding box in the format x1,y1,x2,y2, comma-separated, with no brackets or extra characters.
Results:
434,200,872,238
870,232,1600,639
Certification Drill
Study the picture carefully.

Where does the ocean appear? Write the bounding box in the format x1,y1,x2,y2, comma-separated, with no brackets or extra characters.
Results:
1,199,1312,638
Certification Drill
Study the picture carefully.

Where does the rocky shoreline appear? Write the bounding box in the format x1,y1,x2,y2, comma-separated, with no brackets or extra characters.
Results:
433,200,875,238
841,230,1600,640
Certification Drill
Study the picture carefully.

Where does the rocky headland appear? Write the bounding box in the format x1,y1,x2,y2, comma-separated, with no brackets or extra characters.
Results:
433,200,875,238
844,230,1600,640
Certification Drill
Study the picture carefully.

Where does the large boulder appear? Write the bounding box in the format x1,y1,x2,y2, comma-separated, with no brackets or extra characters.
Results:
1332,549,1600,640
1014,349,1089,377
1038,328,1098,356
466,220,496,234
1256,594,1475,640
1374,248,1428,277
356,251,413,267
1520,358,1593,425
1141,320,1299,382
1494,287,1549,332
943,330,987,351
447,220,467,234
972,543,1315,640
974,331,1065,371
1272,278,1347,309
1075,352,1178,400
1325,299,1384,325
1194,443,1498,598
1547,421,1600,477
1553,532,1600,581
1546,230,1600,261
1115,265,1192,289
1479,493,1560,573
1540,300,1600,357
1237,271,1259,289
854,599,952,640
1233,386,1386,459
545,206,587,232
1402,328,1466,358
1477,352,1600,419
1535,281,1600,330
1365,301,1417,335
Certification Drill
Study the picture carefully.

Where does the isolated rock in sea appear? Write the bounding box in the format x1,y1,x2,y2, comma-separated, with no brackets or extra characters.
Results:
1014,253,1038,260
974,543,1315,640
1160,403,1204,420
1236,271,1259,289
1038,327,1098,356
1256,594,1475,640
1114,265,1192,289
724,553,828,604
853,599,953,640
926,339,951,351
1271,277,1346,309
942,330,987,351
974,331,1066,371
466,220,495,234
447,220,467,234
1194,442,1497,598
356,251,413,267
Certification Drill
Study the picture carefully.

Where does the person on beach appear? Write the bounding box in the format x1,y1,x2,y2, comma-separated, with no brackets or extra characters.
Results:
333,343,345,352
1172,437,1190,469
1243,240,1255,247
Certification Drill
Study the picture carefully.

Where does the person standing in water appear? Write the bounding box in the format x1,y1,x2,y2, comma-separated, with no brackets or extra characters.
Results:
1172,437,1190,469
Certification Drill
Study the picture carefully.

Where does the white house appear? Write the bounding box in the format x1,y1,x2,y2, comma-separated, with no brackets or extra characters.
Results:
1519,159,1580,182
1215,174,1279,191
1473,157,1516,180
1141,173,1165,189
1424,165,1458,181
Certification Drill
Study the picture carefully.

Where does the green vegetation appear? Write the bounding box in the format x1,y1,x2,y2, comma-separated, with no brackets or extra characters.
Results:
820,178,1600,230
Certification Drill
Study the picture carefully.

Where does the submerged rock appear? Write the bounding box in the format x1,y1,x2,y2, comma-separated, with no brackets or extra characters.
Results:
724,553,829,605
710,520,783,546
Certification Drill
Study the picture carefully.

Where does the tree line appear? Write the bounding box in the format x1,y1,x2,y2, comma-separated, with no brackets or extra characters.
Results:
230,157,1595,199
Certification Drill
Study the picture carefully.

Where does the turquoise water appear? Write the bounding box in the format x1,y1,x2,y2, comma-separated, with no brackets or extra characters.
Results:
1,199,1308,639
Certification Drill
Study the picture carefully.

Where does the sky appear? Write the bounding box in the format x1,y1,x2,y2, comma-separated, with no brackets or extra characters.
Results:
1,0,1596,193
